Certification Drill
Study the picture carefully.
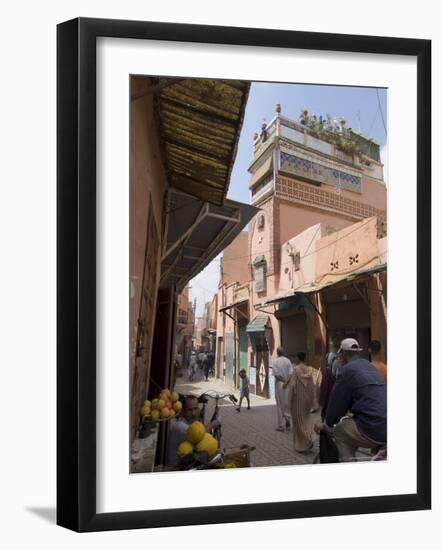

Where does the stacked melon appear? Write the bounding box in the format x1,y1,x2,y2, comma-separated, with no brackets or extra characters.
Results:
139,388,183,422
176,421,218,460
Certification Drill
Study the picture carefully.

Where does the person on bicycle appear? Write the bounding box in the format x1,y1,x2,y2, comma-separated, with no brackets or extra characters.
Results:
314,338,386,462
166,395,221,466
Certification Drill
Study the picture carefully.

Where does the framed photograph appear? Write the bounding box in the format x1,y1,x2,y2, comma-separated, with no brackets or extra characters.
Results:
57,18,431,532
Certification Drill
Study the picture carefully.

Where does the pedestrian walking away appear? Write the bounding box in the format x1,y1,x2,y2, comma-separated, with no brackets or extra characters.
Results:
236,368,251,412
287,352,315,453
273,347,292,431
201,353,209,381
204,351,215,381
188,351,197,381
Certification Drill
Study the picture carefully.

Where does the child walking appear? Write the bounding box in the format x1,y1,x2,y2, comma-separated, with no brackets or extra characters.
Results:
236,368,251,412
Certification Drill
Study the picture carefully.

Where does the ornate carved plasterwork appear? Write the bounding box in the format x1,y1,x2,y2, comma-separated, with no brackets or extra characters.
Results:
276,176,385,221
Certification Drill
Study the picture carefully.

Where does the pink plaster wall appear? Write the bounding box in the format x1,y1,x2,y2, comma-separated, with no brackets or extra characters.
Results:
278,223,325,294
278,200,351,246
378,236,387,264
315,216,380,287
177,285,190,312
221,231,249,286
130,86,167,370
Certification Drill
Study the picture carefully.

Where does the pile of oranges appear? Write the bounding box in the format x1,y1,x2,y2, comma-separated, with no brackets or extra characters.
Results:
139,388,183,422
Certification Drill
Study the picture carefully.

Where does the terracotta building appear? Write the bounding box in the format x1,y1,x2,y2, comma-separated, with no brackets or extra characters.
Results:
195,296,218,353
216,231,250,385
175,285,194,371
218,106,387,397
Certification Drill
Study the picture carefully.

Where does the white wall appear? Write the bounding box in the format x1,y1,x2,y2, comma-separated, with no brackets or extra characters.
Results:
0,1,440,548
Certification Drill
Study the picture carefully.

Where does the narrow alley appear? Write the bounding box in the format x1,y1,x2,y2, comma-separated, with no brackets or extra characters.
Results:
175,370,321,468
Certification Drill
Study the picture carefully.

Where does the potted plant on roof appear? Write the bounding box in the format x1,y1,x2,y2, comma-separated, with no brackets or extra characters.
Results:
299,109,309,126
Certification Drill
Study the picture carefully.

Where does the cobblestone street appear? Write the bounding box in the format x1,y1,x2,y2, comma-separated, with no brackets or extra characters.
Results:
175,370,320,468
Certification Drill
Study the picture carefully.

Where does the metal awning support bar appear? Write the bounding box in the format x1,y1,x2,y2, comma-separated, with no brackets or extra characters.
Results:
182,254,205,261
174,216,241,290
161,202,209,262
206,210,241,223
178,207,243,285
222,310,236,323
233,304,249,322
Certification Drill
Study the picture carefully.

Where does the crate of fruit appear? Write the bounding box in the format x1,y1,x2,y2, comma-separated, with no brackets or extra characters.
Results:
222,445,255,468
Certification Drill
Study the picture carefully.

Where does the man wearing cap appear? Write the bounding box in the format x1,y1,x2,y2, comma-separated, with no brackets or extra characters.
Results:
314,338,386,461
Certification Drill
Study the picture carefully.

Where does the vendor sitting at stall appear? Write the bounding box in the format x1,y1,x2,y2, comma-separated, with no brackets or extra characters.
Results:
166,395,221,466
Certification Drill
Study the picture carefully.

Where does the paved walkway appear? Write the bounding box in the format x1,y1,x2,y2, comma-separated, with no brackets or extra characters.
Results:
175,371,320,468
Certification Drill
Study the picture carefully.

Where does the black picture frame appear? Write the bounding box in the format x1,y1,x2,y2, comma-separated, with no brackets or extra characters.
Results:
57,17,431,532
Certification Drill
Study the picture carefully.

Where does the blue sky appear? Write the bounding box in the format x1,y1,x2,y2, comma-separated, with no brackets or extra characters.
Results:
189,82,387,316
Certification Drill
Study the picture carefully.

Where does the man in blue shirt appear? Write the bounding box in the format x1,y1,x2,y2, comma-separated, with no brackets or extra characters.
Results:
314,338,386,461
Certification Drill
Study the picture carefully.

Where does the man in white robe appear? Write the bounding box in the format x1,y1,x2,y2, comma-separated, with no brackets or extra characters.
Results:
273,347,293,431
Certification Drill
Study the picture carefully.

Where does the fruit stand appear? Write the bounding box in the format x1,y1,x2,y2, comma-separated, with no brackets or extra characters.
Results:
131,388,255,472
130,388,183,474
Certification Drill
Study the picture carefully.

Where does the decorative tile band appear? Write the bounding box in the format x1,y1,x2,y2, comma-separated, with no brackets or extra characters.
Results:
276,176,385,221
280,151,362,193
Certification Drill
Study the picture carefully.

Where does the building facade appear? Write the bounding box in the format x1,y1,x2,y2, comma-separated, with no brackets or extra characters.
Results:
216,106,387,397
216,231,252,389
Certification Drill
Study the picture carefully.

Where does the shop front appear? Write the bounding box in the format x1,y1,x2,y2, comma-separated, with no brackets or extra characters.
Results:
323,285,371,360
246,315,274,398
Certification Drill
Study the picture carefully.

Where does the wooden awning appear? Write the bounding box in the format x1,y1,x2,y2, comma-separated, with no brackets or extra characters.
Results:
156,78,250,206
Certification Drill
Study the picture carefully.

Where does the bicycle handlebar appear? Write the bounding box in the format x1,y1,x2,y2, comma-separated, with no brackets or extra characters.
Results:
198,390,238,402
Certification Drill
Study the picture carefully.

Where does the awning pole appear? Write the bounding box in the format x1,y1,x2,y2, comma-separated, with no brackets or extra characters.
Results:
303,293,328,330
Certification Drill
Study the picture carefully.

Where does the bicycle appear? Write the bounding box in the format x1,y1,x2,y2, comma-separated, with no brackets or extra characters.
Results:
176,390,255,470
197,390,238,446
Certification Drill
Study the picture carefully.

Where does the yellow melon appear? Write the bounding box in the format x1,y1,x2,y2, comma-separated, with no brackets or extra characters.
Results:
186,421,206,445
177,440,193,458
196,433,218,458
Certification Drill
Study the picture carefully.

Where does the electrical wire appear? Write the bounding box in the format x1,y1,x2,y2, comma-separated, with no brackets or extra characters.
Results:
206,217,381,290
218,216,375,265
376,88,387,137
